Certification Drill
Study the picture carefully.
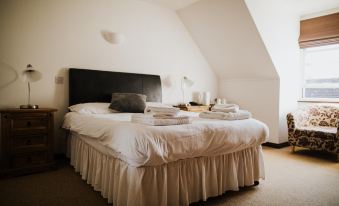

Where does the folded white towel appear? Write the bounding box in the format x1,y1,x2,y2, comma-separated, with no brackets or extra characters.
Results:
199,110,251,120
211,104,240,113
212,104,239,109
211,104,239,113
131,114,191,126
144,106,180,116
212,107,239,113
212,106,239,113
152,114,176,118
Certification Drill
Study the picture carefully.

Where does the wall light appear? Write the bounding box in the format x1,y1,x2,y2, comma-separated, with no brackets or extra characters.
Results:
101,30,125,45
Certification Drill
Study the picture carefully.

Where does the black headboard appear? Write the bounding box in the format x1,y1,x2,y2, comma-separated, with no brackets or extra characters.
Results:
69,68,162,106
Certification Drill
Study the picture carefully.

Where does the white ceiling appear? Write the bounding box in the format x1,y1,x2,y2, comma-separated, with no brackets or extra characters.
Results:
139,0,200,10
140,0,339,14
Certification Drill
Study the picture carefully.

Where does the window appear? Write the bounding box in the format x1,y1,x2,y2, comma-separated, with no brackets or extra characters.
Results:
302,44,339,99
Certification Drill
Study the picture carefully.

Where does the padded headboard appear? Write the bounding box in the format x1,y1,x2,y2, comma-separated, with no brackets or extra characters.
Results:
69,68,162,106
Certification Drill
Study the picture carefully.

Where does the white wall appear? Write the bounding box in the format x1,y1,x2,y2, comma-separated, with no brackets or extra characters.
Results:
245,0,303,143
245,0,339,143
140,0,201,10
220,79,280,142
0,0,217,152
178,0,280,143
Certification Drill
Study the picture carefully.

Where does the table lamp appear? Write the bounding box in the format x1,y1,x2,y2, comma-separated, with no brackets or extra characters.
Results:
181,76,194,106
20,64,42,109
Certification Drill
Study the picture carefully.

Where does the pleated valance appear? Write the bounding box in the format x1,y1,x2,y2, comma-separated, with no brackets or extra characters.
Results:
299,12,339,48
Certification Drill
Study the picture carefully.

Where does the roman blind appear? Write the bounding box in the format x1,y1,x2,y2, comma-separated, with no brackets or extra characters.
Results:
299,12,339,48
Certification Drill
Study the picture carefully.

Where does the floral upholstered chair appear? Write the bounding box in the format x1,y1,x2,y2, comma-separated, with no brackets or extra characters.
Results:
287,105,339,161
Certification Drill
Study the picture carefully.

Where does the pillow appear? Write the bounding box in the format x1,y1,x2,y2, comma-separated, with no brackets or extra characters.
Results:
69,103,116,114
109,93,146,113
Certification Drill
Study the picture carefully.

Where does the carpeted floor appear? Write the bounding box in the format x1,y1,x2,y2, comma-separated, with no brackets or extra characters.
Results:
0,146,338,206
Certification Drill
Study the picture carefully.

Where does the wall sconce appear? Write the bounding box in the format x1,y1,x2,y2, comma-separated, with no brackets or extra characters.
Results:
20,64,42,109
101,30,125,45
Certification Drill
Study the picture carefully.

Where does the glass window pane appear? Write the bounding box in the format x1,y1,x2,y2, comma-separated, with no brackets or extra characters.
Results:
303,44,339,99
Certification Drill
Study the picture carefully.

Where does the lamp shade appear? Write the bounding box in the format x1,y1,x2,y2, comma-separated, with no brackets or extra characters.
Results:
182,76,194,88
21,64,42,82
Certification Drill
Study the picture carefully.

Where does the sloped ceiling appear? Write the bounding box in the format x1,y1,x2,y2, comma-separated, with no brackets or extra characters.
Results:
139,0,200,10
178,0,277,79
142,0,338,80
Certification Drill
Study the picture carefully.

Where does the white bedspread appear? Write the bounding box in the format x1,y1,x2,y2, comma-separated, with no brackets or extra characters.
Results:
62,112,269,167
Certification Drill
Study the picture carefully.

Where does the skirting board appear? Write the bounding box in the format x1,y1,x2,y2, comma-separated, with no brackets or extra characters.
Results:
262,142,290,149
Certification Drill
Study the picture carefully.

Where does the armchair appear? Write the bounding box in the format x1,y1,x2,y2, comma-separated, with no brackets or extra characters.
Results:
287,105,339,161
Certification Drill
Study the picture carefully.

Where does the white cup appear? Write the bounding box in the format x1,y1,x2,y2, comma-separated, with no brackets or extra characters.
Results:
202,91,210,105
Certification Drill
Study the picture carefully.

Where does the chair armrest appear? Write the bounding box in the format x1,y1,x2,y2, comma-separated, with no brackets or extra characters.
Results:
286,113,295,132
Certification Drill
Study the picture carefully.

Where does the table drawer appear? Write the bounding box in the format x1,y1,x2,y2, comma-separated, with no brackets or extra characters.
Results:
12,118,48,129
10,152,47,169
12,135,47,149
11,128,47,136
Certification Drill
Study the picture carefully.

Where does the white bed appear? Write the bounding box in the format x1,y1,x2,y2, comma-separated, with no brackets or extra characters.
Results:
63,111,268,206
65,68,269,206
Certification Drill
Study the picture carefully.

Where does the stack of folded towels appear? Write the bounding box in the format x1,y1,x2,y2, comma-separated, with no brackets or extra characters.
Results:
131,106,191,126
199,104,251,120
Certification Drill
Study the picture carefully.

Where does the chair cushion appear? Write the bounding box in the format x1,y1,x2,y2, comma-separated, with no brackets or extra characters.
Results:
297,126,337,134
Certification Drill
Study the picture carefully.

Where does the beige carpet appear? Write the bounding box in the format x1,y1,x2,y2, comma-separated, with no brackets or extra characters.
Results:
0,146,338,206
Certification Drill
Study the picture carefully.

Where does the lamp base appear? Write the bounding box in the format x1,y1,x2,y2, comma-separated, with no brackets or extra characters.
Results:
20,104,39,109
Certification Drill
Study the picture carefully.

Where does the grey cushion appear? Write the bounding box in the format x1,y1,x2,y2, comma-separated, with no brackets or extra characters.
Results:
109,93,146,113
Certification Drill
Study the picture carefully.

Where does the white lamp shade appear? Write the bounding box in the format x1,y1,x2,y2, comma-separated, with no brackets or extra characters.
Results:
21,68,42,82
182,76,194,88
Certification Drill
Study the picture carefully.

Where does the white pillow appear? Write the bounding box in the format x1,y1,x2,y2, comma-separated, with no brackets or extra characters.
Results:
69,103,117,114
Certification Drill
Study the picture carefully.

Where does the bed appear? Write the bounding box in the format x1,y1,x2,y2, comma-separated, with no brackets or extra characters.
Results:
63,68,269,206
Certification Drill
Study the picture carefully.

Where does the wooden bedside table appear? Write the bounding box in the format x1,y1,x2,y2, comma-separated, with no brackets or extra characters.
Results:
0,108,57,177
175,105,211,112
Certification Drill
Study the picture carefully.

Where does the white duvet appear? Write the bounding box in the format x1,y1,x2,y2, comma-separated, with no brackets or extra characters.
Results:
62,112,269,167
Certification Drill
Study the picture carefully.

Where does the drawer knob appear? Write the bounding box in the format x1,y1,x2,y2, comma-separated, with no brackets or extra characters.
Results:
25,139,32,145
26,121,32,127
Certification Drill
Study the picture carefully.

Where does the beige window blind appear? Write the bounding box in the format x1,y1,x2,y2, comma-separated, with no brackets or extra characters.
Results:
299,12,339,48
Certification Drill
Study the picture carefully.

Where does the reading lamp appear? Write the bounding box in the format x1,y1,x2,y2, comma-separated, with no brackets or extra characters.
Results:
181,76,194,105
20,64,42,109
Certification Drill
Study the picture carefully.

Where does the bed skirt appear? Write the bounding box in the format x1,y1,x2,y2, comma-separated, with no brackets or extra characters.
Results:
70,134,265,206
